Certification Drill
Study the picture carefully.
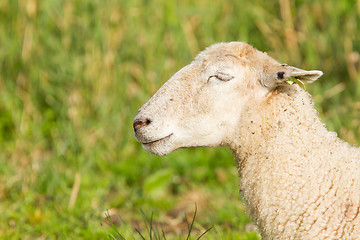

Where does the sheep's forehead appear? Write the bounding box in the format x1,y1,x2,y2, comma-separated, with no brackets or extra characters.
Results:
195,42,258,61
194,42,279,74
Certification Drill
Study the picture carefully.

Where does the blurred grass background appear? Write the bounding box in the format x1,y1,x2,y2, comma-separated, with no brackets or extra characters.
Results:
0,0,359,239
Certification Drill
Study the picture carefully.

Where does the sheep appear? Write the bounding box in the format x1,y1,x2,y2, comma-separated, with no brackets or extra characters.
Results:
133,42,360,239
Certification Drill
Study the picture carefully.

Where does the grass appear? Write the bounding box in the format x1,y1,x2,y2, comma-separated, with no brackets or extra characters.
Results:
117,206,213,240
0,0,359,239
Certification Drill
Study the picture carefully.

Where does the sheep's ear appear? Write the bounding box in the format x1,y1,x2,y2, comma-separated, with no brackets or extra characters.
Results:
262,65,323,90
284,68,323,83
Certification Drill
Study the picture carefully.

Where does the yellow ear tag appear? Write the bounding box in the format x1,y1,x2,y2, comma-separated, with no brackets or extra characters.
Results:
286,77,306,90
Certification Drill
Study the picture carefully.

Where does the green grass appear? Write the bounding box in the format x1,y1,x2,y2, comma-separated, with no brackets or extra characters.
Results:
0,0,359,239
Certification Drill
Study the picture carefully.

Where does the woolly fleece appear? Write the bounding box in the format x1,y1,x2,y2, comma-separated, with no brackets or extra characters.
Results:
134,42,360,239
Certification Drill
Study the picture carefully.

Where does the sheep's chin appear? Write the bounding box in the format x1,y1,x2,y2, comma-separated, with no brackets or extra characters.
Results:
141,134,176,156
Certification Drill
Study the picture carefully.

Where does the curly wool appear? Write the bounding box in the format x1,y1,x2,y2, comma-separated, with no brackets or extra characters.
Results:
232,85,360,239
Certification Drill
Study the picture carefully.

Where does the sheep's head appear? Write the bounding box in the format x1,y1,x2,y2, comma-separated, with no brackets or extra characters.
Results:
133,42,322,156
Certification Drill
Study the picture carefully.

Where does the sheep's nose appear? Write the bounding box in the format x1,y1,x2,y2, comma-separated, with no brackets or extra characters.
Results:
133,118,151,130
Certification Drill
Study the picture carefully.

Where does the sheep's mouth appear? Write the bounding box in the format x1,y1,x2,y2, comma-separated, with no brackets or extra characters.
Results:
141,134,173,145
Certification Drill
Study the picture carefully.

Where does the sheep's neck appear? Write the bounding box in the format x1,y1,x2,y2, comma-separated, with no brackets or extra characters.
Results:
232,88,329,168
230,87,337,237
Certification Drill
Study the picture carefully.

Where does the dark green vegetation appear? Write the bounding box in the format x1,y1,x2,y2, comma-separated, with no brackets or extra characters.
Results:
0,0,359,239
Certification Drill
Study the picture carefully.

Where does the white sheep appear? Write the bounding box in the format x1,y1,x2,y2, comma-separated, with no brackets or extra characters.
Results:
133,42,360,239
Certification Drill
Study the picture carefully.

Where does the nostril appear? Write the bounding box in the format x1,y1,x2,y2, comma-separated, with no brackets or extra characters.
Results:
133,118,151,130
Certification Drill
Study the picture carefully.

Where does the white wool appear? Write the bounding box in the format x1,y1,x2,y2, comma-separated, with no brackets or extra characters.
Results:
134,42,360,239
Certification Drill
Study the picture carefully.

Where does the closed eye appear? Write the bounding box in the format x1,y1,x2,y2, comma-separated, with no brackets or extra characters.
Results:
208,72,234,82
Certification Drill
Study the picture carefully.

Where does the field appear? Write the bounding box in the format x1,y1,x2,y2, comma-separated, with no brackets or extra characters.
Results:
0,0,359,239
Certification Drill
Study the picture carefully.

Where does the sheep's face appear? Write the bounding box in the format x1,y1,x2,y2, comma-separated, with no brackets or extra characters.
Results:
133,42,322,156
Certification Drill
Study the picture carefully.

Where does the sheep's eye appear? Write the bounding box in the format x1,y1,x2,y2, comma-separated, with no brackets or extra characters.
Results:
208,72,234,82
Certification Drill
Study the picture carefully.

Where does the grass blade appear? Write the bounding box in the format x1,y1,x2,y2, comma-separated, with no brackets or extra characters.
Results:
135,228,147,240
196,227,213,240
103,210,126,240
185,204,197,240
